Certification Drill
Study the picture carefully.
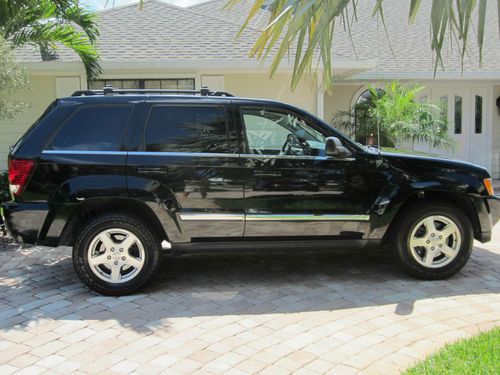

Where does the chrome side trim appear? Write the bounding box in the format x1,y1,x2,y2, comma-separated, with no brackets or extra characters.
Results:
240,154,355,162
42,150,127,156
41,150,355,162
129,151,239,158
179,213,369,222
179,213,245,221
246,214,370,221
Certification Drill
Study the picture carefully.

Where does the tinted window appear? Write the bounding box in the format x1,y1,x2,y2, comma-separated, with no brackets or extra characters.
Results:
50,105,131,150
145,106,229,153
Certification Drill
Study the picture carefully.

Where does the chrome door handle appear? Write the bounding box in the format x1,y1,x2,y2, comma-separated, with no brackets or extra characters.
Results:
136,167,166,174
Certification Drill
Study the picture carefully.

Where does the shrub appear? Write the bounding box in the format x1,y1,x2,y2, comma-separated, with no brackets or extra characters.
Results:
0,171,9,204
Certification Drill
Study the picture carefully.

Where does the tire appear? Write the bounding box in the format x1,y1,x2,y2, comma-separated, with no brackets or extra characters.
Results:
393,201,473,280
73,214,161,296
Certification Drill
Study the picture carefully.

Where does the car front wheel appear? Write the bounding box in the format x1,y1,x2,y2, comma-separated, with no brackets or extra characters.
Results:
73,215,160,296
394,202,473,279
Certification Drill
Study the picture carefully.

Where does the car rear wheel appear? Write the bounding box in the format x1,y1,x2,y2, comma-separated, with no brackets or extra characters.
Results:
73,215,160,296
393,202,473,279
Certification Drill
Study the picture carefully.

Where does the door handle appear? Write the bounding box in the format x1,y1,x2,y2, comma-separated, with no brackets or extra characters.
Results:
136,167,166,174
254,171,281,177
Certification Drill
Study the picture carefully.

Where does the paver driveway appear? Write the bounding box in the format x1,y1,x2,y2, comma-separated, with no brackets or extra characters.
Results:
0,223,499,375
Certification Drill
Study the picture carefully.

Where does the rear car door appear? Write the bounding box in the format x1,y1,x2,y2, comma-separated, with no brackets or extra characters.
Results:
126,100,244,243
238,105,377,239
30,101,136,244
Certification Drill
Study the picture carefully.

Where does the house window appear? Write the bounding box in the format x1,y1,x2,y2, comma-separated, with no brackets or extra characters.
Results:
454,95,462,134
475,95,483,134
88,78,195,91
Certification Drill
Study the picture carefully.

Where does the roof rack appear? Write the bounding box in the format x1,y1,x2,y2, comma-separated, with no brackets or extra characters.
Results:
71,85,234,97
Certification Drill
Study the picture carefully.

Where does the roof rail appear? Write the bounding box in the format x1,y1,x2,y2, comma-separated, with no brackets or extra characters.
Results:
71,85,234,97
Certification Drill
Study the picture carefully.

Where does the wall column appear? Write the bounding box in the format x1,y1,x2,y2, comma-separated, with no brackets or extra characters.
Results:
316,71,325,120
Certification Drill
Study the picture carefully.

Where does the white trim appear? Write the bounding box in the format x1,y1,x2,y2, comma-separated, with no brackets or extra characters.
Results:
348,71,500,81
316,70,325,119
20,59,377,74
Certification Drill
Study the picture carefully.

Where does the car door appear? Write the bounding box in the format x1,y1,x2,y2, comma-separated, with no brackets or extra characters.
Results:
238,105,377,239
126,100,245,243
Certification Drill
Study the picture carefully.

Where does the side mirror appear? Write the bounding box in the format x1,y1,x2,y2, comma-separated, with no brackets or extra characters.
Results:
325,137,352,159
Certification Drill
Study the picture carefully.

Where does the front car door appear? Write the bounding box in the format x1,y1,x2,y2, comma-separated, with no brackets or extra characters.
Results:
126,100,245,243
237,104,381,240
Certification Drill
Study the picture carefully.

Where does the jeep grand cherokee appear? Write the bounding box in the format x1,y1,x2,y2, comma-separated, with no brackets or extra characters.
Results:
2,87,499,295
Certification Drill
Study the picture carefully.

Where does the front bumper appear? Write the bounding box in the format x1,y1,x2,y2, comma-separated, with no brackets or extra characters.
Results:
474,195,500,243
487,195,500,226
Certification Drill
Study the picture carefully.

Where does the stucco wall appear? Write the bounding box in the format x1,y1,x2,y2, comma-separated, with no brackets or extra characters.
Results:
224,73,318,115
0,75,57,170
493,85,500,179
323,85,362,124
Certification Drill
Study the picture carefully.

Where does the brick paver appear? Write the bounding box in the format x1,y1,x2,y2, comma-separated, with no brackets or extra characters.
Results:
0,223,499,374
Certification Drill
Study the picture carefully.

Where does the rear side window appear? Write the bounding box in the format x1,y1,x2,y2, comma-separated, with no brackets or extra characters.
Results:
49,105,132,151
144,106,229,153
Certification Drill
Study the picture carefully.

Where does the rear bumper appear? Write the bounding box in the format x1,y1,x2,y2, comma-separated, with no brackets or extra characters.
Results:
1,201,49,244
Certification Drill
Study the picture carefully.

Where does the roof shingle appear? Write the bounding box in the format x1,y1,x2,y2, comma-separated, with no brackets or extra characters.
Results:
15,0,500,76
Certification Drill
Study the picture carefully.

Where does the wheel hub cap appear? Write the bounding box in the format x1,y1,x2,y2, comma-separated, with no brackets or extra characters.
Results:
408,215,461,268
87,228,145,284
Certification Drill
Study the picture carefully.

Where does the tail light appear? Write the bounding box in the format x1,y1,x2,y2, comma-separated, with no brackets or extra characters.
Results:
8,159,35,197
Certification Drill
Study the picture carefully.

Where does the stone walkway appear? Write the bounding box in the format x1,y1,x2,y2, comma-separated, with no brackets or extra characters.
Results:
0,224,499,375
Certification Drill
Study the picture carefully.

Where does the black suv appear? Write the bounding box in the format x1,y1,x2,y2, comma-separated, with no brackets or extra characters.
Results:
2,87,499,295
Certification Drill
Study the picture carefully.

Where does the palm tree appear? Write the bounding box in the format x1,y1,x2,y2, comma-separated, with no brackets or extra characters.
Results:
222,0,497,92
0,0,101,79
333,81,453,149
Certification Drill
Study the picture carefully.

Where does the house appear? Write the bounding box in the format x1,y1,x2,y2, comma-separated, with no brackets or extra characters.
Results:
2,0,499,178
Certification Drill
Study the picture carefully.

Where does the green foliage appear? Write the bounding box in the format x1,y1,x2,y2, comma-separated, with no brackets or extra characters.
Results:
404,327,500,375
225,0,498,92
0,36,30,121
332,81,453,149
0,0,101,80
0,171,9,204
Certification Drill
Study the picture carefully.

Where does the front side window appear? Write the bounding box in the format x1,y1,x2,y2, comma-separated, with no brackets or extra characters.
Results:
49,105,132,151
241,107,326,156
145,106,229,153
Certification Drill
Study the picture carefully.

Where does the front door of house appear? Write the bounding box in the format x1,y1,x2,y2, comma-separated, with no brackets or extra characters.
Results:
431,87,489,169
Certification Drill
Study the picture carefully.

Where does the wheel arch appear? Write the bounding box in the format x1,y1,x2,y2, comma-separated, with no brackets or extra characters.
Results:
59,198,169,247
383,190,482,243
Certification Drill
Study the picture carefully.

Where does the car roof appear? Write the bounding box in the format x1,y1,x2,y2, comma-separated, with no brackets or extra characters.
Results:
57,94,294,109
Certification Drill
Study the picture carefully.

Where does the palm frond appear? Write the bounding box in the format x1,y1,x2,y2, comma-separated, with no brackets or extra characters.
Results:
332,81,454,150
0,0,101,80
228,0,495,90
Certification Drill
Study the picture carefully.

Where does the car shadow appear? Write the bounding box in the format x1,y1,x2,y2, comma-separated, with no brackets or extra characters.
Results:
0,244,498,334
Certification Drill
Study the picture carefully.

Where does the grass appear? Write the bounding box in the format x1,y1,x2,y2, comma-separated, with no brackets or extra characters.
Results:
403,327,500,375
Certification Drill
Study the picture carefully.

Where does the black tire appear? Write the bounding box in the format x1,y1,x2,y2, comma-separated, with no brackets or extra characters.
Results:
393,201,473,280
73,214,161,296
